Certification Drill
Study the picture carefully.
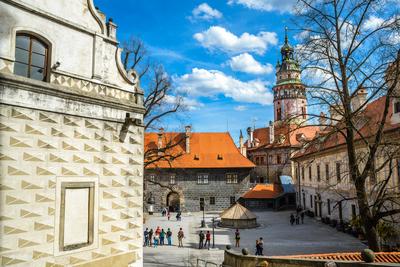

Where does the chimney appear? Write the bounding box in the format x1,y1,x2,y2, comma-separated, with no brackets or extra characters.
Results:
329,105,343,125
106,18,117,39
247,127,254,147
157,128,164,155
352,88,367,112
269,120,274,144
185,125,191,154
319,112,327,130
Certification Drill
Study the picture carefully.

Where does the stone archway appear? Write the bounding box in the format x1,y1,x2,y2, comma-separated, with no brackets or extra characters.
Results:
167,192,180,212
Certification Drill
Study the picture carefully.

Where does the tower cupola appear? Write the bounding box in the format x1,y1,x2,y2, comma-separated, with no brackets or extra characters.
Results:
280,27,294,60
273,27,307,125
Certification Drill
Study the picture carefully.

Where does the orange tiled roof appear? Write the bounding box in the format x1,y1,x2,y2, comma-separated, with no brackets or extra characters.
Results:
293,97,400,159
145,132,255,169
241,184,282,199
246,124,320,150
275,252,400,263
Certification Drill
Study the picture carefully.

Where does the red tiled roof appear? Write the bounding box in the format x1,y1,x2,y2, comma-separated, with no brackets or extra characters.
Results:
253,127,270,147
293,97,400,159
241,184,282,199
246,124,320,151
145,132,255,169
275,252,400,263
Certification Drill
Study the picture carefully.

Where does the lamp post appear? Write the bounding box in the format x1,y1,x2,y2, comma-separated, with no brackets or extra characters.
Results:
147,193,155,215
212,217,215,248
200,201,205,227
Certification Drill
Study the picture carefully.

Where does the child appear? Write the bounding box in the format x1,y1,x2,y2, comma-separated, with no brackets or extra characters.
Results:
153,234,159,248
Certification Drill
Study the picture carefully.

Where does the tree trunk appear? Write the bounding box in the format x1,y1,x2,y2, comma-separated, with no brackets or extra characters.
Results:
355,179,381,251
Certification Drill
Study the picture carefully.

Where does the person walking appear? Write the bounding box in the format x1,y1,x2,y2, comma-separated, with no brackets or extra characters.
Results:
160,229,165,246
144,228,149,247
235,229,240,247
166,228,172,246
204,231,211,250
295,214,300,225
258,237,264,255
290,214,295,225
301,212,305,224
149,228,153,246
198,230,205,249
167,210,171,221
178,228,184,247
255,239,260,255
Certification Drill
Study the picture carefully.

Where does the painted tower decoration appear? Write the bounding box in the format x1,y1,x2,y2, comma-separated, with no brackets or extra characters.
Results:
273,27,307,125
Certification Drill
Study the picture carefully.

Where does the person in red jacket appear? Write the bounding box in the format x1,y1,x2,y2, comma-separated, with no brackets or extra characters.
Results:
204,231,211,250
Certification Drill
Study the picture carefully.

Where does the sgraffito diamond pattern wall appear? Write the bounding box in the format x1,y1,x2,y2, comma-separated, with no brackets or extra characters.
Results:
0,105,143,266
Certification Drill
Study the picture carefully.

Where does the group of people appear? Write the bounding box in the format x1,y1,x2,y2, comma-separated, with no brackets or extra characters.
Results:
161,207,182,221
255,237,264,255
144,226,185,248
198,230,212,249
290,212,305,225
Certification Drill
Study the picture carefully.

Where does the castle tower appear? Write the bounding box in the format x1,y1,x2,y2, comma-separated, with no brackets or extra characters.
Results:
273,27,307,125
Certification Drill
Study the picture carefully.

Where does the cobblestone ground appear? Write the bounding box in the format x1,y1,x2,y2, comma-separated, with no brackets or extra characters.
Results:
143,211,367,267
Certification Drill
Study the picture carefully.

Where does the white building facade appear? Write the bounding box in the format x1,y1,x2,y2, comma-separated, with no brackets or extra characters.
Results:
0,0,145,266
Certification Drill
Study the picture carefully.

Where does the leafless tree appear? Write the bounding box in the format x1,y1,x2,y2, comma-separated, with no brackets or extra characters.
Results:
121,37,185,196
292,0,400,251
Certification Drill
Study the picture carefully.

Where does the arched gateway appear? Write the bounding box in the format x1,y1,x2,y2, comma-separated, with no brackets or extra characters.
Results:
167,192,180,212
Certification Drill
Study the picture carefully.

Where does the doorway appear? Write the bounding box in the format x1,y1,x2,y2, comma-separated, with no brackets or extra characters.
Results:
167,192,180,212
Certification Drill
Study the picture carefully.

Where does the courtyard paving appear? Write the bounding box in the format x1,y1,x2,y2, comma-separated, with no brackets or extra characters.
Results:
143,210,366,267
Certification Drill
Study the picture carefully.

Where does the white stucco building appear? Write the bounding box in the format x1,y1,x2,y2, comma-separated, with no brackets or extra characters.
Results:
0,0,145,266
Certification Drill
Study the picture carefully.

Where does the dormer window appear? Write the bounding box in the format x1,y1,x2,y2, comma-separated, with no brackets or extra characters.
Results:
217,154,223,160
14,34,49,81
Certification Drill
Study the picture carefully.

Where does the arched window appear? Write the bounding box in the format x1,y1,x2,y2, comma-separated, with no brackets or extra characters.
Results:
14,34,49,81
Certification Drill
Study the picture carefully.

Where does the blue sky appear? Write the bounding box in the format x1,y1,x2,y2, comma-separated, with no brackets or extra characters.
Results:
95,0,296,141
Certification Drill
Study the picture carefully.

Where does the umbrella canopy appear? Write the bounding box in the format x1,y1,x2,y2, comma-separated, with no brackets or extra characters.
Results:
220,202,256,220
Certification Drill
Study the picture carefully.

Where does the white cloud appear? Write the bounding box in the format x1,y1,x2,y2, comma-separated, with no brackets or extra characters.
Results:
234,105,248,111
164,95,204,111
363,16,384,30
191,3,222,20
193,26,278,55
228,53,273,74
174,68,273,105
227,0,296,13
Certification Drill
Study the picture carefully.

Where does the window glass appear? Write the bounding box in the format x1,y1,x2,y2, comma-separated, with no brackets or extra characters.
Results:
14,62,28,77
30,66,44,80
336,162,341,182
32,40,46,55
31,53,45,67
15,48,29,63
16,35,29,50
210,197,215,205
170,175,176,185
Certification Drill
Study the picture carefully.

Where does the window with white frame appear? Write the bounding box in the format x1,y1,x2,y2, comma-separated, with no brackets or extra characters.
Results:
169,174,176,185
149,174,155,182
226,173,238,184
197,173,209,184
